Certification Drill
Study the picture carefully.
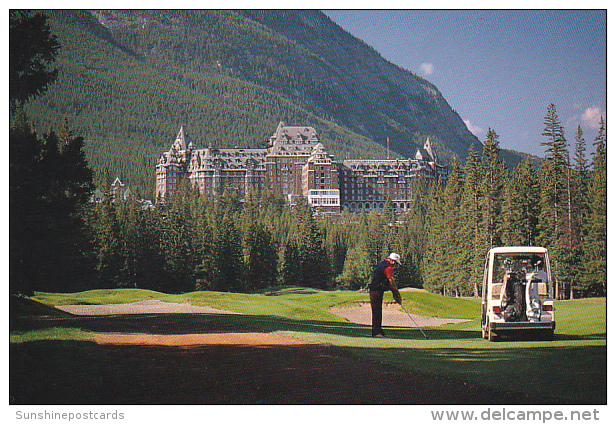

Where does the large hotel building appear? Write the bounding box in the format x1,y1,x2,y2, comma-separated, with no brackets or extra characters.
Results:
156,123,447,214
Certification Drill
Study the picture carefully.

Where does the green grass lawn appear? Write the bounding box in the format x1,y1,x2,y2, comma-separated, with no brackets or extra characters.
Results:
14,288,607,404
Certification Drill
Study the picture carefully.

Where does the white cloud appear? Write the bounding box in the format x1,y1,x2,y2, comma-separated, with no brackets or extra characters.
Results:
581,106,603,130
419,62,434,76
464,119,483,137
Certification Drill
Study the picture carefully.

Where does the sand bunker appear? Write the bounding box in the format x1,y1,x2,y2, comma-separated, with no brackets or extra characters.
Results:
56,299,240,316
94,332,310,346
330,303,469,328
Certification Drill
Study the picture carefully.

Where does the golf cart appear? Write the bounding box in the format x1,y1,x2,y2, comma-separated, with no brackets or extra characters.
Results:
481,246,555,341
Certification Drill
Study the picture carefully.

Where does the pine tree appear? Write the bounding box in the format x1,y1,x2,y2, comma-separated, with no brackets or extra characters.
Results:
325,223,349,281
538,104,569,247
538,104,570,298
574,125,589,181
459,144,484,297
160,195,196,293
10,109,95,293
282,240,301,286
211,214,244,292
338,245,372,290
569,126,589,298
117,199,139,287
295,203,330,287
95,198,123,287
192,201,215,291
501,177,517,246
501,157,540,247
440,158,466,296
398,175,429,289
363,211,388,270
244,221,278,290
9,10,60,113
582,117,607,296
422,178,446,294
480,128,506,249
137,207,166,291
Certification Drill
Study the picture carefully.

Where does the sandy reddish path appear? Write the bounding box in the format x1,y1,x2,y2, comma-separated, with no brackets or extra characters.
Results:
94,332,311,346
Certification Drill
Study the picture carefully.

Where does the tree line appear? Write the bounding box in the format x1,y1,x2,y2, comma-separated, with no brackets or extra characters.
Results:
62,181,427,294
423,106,607,299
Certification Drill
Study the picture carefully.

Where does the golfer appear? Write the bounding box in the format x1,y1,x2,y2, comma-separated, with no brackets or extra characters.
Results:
369,253,403,338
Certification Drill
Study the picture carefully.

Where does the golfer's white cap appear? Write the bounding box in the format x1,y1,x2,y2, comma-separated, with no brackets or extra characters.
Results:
388,253,402,265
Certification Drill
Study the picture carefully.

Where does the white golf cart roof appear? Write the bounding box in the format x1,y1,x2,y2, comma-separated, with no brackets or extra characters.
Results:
489,246,548,254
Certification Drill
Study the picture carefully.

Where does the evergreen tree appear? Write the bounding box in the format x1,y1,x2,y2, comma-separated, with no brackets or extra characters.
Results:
192,201,215,291
538,104,570,298
117,199,139,286
295,204,330,287
501,177,517,246
244,221,278,290
211,214,244,292
538,104,569,247
440,158,466,296
363,211,388,269
282,240,301,286
337,245,372,290
9,10,60,113
136,207,166,291
458,144,484,297
574,125,589,182
398,175,429,289
558,153,579,299
422,179,446,294
95,197,123,287
582,117,607,296
569,126,590,298
10,109,95,293
160,195,195,293
10,110,46,294
501,157,540,246
325,223,349,281
480,128,506,249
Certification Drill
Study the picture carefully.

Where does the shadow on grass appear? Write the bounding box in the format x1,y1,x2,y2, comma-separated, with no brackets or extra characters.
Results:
10,338,606,405
346,344,607,405
15,339,500,404
11,311,606,344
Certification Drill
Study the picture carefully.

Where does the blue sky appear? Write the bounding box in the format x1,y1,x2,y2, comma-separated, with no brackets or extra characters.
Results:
322,9,607,157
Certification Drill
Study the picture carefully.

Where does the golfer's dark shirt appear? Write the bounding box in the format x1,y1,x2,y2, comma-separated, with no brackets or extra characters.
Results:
369,260,393,292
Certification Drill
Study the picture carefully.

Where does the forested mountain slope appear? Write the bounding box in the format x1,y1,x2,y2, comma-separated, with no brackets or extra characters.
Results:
24,10,526,197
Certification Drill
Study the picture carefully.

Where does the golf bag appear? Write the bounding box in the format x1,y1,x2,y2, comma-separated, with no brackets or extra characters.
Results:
503,271,527,322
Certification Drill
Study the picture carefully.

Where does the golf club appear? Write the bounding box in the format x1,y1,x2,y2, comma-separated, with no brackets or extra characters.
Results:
400,302,429,339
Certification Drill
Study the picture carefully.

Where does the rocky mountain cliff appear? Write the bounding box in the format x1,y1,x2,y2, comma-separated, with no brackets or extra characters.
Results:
239,10,480,158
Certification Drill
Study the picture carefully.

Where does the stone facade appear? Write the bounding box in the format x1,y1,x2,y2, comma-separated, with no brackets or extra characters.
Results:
155,123,447,214
338,139,447,213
